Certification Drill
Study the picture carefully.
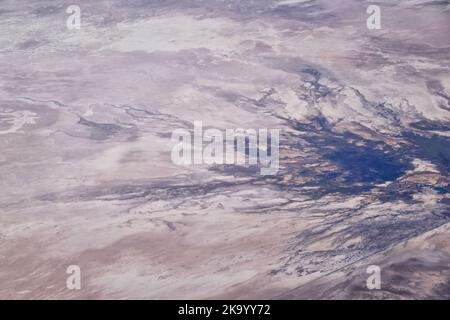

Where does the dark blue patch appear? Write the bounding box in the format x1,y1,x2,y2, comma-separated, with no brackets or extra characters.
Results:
291,118,411,186
406,133,450,172
324,137,408,183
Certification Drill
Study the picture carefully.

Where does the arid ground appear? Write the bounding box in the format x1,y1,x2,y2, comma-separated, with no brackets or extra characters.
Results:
1,0,449,299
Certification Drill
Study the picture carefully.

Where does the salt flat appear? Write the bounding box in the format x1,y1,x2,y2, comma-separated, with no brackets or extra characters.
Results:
0,0,449,299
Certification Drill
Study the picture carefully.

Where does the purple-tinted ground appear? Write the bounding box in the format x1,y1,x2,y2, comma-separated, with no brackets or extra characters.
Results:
0,0,449,299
